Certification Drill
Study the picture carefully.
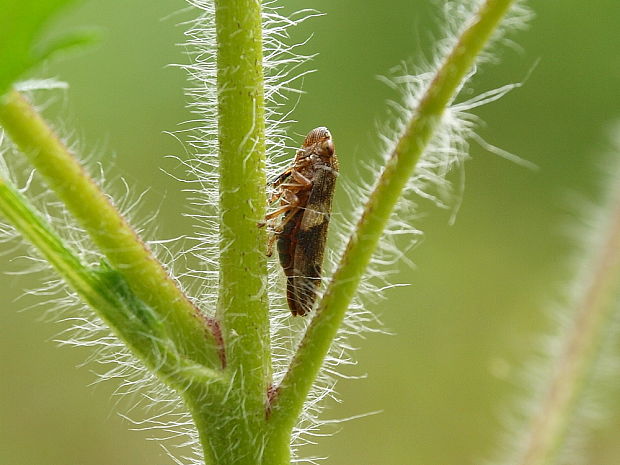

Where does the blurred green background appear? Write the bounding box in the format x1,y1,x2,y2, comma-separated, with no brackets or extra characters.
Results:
2,0,620,464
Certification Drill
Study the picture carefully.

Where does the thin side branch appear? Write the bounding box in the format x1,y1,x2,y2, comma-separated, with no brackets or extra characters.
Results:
0,177,109,316
0,89,220,369
517,180,620,465
268,0,518,433
0,177,225,387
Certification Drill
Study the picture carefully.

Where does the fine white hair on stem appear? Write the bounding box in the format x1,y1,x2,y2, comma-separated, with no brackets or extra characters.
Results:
274,0,534,460
483,125,620,465
172,1,328,462
1,86,202,461
172,0,220,320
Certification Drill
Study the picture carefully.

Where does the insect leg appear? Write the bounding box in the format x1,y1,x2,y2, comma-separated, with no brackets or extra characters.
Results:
269,155,311,186
285,169,312,189
264,190,301,256
266,205,301,256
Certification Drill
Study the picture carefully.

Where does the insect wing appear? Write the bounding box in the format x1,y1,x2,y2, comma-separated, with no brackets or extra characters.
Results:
290,165,338,315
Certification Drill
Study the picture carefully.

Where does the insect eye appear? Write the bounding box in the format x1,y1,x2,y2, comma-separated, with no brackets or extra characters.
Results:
321,139,335,157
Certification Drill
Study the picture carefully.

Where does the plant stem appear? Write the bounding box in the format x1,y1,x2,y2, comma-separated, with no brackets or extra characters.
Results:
0,89,219,369
268,0,517,433
0,177,108,317
0,177,223,387
201,0,271,462
517,184,620,465
214,0,270,377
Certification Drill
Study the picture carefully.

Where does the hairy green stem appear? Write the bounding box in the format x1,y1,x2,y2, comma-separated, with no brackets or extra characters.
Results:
0,177,223,388
0,89,219,369
215,1,269,375
268,0,517,433
196,0,272,463
518,186,620,464
0,177,108,316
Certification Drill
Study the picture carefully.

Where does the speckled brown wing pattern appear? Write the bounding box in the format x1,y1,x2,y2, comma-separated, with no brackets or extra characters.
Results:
266,127,339,316
288,164,338,315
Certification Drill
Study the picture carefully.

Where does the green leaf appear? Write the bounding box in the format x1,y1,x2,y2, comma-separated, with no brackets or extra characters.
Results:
0,0,90,97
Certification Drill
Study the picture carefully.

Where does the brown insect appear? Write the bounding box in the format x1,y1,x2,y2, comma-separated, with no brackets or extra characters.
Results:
263,127,339,316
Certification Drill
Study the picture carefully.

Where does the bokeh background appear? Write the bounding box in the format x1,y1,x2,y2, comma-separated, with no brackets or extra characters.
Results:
2,0,620,464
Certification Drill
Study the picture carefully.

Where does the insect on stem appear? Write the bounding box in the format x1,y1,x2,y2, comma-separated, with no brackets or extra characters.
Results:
263,127,339,316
